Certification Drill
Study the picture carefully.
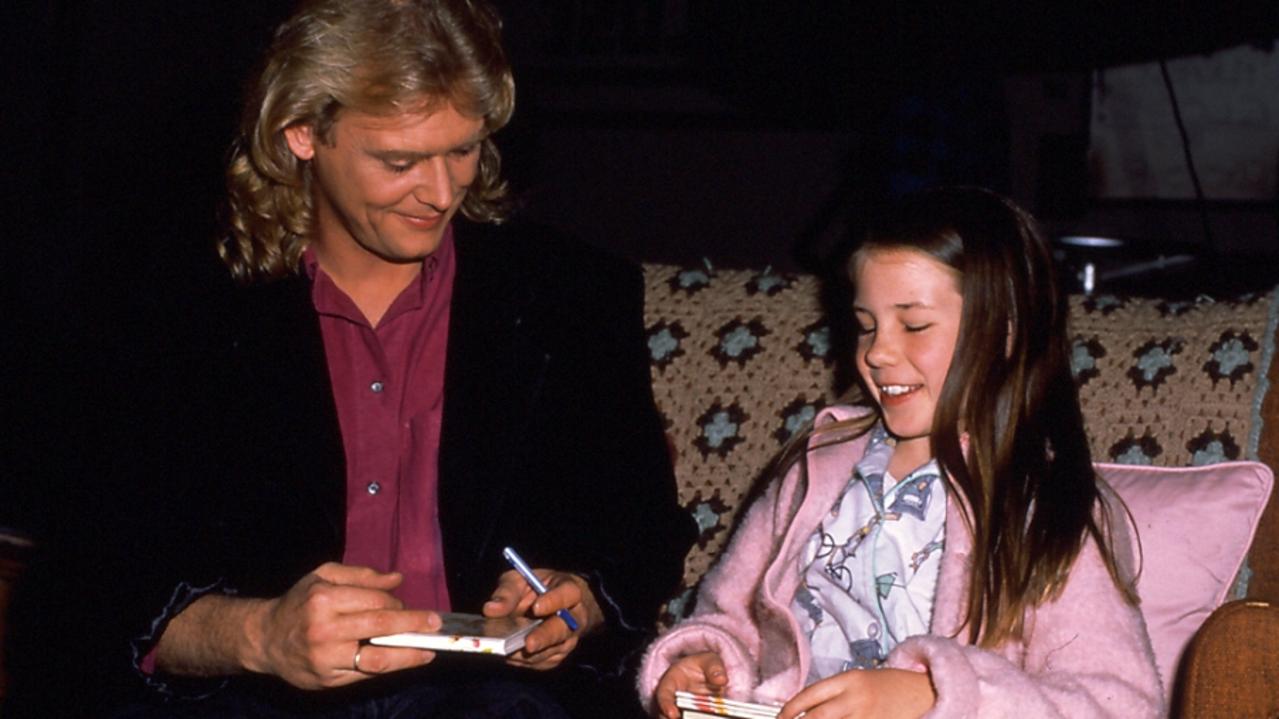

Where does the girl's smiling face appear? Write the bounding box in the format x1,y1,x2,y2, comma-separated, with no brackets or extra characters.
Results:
853,248,964,473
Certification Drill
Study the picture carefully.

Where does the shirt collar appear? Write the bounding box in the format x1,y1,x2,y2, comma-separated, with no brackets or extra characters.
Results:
853,424,941,495
302,224,454,325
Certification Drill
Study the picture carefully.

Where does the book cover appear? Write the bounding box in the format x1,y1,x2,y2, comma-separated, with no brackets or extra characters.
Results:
675,691,781,719
368,612,543,655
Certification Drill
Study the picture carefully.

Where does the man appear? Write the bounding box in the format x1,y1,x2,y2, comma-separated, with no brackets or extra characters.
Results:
4,0,693,716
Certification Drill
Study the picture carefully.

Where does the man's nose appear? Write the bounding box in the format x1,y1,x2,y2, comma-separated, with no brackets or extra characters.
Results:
411,157,456,210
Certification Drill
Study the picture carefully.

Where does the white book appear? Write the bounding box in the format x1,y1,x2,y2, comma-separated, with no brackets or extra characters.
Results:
369,612,543,655
675,691,781,719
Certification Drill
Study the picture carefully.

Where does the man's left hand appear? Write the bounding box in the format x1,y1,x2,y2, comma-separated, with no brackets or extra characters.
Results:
483,569,603,670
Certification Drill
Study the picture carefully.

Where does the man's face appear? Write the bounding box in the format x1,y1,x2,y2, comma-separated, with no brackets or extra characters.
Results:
284,102,486,268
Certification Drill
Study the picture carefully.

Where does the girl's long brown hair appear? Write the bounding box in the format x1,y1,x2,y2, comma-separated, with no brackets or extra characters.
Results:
784,187,1136,648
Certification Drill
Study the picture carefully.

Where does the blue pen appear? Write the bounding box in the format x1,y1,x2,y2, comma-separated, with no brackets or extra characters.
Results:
501,546,580,631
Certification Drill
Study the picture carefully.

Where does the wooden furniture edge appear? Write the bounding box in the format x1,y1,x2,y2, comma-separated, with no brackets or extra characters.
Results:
1173,599,1279,719
1250,317,1279,601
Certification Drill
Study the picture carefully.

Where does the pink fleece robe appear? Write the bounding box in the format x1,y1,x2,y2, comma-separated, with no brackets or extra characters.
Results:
639,406,1163,717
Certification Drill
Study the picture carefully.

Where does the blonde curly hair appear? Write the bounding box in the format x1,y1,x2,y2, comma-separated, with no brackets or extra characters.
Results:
220,0,515,283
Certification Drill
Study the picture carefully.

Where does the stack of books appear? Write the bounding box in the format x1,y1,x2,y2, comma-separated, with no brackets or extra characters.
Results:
675,691,781,719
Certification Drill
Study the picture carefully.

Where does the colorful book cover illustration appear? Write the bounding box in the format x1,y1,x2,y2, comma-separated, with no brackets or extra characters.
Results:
368,612,543,655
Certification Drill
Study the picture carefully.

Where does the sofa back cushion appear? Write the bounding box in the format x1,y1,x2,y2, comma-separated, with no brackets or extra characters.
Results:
643,265,836,613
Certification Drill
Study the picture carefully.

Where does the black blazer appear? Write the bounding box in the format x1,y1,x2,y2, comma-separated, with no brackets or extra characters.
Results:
6,221,695,714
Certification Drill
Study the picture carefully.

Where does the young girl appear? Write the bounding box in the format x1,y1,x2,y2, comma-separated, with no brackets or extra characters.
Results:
640,187,1162,718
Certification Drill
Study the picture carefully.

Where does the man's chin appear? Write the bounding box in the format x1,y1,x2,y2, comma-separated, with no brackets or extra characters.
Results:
370,236,446,264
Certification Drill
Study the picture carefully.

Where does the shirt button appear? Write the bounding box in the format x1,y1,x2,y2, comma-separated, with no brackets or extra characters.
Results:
367,481,381,495
370,381,384,393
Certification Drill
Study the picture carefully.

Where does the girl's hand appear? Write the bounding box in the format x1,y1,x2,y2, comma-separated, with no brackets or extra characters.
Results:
653,651,729,719
778,668,934,719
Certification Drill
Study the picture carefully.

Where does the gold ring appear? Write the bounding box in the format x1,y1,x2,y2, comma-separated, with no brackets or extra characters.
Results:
352,644,371,674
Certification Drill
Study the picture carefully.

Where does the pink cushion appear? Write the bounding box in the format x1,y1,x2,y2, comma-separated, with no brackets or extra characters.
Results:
1097,461,1274,697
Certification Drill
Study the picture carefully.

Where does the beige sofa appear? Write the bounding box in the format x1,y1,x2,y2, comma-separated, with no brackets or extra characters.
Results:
641,262,1279,719
2,263,1276,718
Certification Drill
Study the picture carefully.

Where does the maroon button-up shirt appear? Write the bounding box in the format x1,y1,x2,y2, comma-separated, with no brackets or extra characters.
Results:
141,232,459,675
306,228,456,611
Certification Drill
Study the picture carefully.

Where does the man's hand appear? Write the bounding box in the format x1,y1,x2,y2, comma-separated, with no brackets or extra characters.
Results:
246,563,442,687
652,652,729,719
156,562,441,689
777,667,935,719
482,568,603,670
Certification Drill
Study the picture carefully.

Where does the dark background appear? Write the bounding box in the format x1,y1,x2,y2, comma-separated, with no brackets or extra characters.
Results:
3,2,1278,534
7,3,1278,282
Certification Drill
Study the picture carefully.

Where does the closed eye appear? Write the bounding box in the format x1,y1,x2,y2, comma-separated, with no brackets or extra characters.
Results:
904,323,933,333
384,160,414,174
853,309,875,336
449,143,480,159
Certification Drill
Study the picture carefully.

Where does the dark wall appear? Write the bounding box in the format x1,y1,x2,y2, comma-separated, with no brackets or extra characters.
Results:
4,2,1277,533
3,2,295,536
6,2,1276,282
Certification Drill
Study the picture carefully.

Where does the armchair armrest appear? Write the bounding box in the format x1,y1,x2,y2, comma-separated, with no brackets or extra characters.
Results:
1174,600,1279,718
0,531,34,699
